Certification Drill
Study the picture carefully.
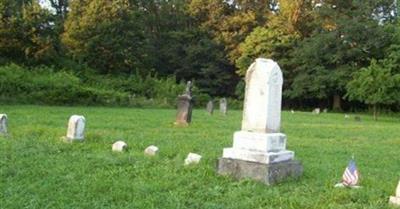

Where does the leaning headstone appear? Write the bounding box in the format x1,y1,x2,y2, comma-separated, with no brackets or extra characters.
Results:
66,115,85,141
144,145,159,156
184,153,202,165
206,100,214,115
312,108,320,114
0,114,7,135
219,98,227,115
217,58,303,185
389,180,400,206
112,140,128,152
175,81,193,125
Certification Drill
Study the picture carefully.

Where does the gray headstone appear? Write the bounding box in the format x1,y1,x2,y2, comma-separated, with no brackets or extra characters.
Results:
206,100,214,115
217,58,302,185
175,81,193,125
219,98,227,115
0,114,7,135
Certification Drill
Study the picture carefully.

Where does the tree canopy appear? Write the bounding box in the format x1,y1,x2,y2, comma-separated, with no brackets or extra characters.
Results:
1,0,400,111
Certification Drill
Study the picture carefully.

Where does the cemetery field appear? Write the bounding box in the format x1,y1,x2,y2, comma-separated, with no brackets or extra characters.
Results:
1,105,400,209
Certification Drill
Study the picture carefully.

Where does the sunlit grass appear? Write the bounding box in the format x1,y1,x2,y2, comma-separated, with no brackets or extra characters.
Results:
1,105,399,208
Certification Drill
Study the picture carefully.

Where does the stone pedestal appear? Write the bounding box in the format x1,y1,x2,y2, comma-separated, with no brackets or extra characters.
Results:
390,196,400,206
218,131,301,185
389,181,400,206
217,158,303,185
175,95,193,125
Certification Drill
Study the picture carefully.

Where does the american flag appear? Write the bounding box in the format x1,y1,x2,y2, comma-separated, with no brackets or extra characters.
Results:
342,159,359,186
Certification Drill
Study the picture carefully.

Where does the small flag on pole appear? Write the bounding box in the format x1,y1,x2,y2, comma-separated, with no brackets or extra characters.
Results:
335,158,361,188
342,159,359,186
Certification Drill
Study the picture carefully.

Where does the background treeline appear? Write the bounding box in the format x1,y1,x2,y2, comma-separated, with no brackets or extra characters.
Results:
1,0,400,113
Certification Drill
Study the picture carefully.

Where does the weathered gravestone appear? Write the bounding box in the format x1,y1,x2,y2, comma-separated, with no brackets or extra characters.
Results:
144,145,159,156
206,100,214,115
184,152,202,165
217,58,303,185
112,140,127,152
220,98,227,115
66,115,85,141
0,114,7,135
389,180,400,206
175,81,193,125
312,108,320,114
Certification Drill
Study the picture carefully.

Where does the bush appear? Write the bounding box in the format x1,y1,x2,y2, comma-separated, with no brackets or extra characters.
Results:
0,64,202,108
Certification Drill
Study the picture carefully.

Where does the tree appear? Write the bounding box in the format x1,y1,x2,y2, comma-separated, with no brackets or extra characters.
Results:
188,0,271,64
235,0,315,76
62,0,151,74
0,0,58,64
286,1,394,110
346,59,400,120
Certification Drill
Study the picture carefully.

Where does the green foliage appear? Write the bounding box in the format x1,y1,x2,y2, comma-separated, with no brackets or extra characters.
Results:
1,0,400,109
346,59,400,107
286,1,393,107
188,0,270,63
0,64,194,107
62,0,151,74
0,0,59,64
236,27,297,76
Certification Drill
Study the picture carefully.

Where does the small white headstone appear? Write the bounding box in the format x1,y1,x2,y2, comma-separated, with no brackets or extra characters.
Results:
312,108,320,114
323,108,328,113
144,145,159,156
112,140,128,152
0,114,7,135
184,153,202,165
389,181,400,205
291,109,295,114
344,114,350,119
66,115,85,141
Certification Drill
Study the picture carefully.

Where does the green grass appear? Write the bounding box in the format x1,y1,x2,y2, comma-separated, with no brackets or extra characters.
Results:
1,105,399,209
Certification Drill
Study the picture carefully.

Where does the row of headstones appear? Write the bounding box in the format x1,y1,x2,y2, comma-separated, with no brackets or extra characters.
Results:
294,108,362,121
0,114,202,165
206,98,227,115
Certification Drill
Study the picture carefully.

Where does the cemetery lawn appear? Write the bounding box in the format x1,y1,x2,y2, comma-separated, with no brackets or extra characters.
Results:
1,105,400,209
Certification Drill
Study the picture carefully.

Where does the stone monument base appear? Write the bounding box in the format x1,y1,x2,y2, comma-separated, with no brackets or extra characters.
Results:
390,196,400,205
217,158,303,185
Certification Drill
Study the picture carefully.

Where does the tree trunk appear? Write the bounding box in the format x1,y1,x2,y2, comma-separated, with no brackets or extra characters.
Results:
373,104,377,121
332,94,342,111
